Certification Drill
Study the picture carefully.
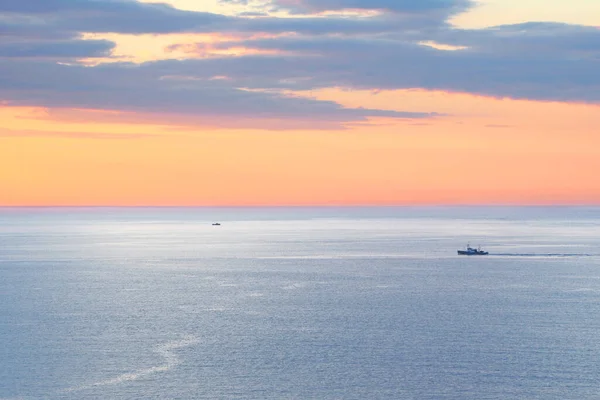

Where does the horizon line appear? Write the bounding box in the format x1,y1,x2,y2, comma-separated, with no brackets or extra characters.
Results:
2,204,600,208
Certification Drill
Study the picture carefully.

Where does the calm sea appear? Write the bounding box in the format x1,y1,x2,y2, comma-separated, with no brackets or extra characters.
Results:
2,207,600,399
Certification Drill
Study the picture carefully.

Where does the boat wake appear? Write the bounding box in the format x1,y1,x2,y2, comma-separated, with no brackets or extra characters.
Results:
65,336,199,393
490,253,594,258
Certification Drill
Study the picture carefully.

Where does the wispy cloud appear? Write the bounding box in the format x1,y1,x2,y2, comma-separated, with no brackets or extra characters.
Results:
0,39,115,58
0,128,155,139
485,124,513,129
250,0,473,16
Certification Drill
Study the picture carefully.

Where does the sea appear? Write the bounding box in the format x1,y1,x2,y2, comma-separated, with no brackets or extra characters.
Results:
2,206,600,399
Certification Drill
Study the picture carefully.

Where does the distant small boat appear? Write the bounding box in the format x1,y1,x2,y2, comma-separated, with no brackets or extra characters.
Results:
212,223,221,226
458,244,488,256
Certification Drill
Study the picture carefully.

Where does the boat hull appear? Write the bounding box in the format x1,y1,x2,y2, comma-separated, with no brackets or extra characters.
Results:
458,250,488,255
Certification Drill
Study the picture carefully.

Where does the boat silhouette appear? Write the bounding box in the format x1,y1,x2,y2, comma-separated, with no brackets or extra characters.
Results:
458,244,488,255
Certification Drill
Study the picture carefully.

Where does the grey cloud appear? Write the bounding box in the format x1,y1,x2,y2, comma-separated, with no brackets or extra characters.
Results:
0,0,126,13
0,16,76,39
225,0,472,16
432,22,600,57
0,39,114,58
0,0,208,16
189,23,600,102
240,14,445,36
0,0,231,34
0,59,438,129
211,35,420,55
236,11,269,17
234,21,600,58
62,4,229,34
1,0,454,37
0,0,598,127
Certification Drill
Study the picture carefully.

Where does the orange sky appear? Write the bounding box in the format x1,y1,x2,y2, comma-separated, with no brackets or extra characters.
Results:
3,91,600,206
1,0,600,206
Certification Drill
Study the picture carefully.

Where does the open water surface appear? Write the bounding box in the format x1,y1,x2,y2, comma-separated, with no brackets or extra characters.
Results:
2,207,600,399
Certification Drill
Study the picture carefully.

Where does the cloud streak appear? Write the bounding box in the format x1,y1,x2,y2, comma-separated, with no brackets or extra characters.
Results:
0,39,115,58
0,59,440,129
0,128,156,139
262,0,473,16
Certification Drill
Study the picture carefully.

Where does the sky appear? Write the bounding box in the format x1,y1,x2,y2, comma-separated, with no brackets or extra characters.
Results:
1,0,599,206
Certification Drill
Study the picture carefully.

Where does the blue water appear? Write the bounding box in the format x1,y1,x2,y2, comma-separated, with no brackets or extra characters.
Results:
2,207,600,399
